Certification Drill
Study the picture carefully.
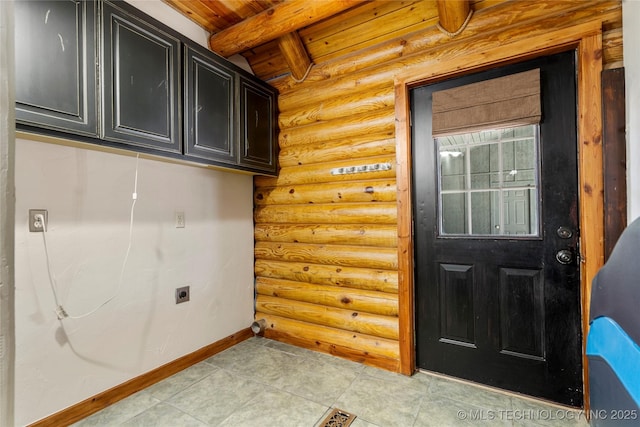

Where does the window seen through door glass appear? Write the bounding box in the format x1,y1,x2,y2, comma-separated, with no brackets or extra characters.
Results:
437,125,540,236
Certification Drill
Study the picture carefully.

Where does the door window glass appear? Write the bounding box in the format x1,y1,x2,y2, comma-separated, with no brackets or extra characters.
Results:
437,125,540,237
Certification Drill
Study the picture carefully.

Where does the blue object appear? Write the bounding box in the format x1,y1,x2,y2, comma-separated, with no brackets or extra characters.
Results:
587,217,640,426
589,218,640,343
586,317,640,402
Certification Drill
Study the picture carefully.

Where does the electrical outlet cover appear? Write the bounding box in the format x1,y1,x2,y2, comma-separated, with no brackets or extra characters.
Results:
29,209,48,232
176,286,190,304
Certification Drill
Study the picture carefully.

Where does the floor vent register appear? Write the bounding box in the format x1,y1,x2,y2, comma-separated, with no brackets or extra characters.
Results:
320,408,357,427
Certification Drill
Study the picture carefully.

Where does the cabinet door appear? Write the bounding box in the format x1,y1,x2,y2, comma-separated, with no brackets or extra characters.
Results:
184,45,235,165
102,1,181,153
15,0,98,136
239,78,278,175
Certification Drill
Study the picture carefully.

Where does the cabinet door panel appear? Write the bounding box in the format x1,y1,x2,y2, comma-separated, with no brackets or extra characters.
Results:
15,0,97,136
184,46,235,164
239,78,278,174
102,1,181,153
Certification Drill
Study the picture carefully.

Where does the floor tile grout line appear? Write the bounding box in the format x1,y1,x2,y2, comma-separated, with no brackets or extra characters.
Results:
155,363,223,403
207,342,359,408
411,382,435,427
101,394,163,427
329,368,381,426
159,399,212,426
72,338,589,427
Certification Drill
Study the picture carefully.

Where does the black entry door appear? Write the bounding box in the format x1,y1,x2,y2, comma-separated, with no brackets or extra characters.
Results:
412,52,582,406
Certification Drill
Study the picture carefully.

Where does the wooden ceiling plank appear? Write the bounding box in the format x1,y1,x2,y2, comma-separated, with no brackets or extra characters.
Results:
243,44,282,62
277,32,313,81
208,0,368,57
163,0,218,31
200,0,244,27
251,61,290,81
244,40,289,78
224,0,284,15
436,0,471,34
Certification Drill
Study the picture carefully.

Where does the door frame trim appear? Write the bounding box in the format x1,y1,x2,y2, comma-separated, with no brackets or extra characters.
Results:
394,22,604,410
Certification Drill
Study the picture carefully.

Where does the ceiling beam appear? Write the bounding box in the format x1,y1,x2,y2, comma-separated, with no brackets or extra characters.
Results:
277,32,312,81
209,0,367,57
436,0,470,34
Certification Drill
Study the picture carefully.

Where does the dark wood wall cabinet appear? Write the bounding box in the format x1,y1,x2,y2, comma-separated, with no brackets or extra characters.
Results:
184,44,236,165
102,1,182,153
14,0,278,176
239,77,278,174
15,0,98,137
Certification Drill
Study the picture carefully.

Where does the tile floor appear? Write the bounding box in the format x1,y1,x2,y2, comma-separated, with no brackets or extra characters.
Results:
72,337,589,426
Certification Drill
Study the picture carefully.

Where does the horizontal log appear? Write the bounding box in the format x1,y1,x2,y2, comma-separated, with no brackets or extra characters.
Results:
272,1,619,94
256,276,398,316
279,137,396,168
249,1,435,81
275,65,391,114
255,241,398,270
261,318,400,372
603,27,622,66
255,223,398,247
300,1,410,43
255,180,397,205
274,5,619,111
257,155,396,187
256,295,399,340
309,5,440,67
279,108,395,148
208,0,367,57
278,77,389,115
254,202,397,225
279,83,394,128
255,260,398,293
302,1,437,62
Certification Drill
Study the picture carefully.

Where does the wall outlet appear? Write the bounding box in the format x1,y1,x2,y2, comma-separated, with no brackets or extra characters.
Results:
29,209,48,232
175,211,185,228
175,286,190,304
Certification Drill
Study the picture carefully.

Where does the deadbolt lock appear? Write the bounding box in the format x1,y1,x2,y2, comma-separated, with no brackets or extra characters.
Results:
556,249,573,265
556,226,573,239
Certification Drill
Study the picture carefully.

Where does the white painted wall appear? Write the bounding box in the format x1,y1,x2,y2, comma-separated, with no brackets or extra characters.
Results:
624,0,640,222
14,2,255,425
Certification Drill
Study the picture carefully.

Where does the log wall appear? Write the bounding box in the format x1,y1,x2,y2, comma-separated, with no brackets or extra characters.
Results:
254,0,622,372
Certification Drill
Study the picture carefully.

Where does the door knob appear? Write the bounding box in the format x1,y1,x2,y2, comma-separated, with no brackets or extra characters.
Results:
556,249,573,265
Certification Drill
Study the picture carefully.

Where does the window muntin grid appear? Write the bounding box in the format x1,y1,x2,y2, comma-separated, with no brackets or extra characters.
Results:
436,125,540,237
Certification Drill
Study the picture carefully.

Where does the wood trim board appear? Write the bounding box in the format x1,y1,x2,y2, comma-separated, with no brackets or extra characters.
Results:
29,328,253,427
602,68,627,260
394,22,605,410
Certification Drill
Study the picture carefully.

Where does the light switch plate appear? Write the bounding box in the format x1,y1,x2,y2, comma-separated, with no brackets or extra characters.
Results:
175,211,185,228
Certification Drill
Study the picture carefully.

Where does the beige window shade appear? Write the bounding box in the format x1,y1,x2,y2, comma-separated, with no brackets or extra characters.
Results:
432,68,541,136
